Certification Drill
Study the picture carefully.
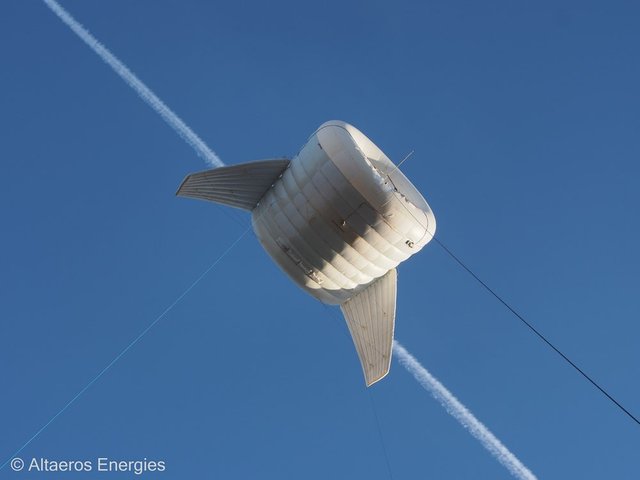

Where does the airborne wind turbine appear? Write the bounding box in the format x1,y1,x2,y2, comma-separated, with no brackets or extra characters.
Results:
178,121,436,386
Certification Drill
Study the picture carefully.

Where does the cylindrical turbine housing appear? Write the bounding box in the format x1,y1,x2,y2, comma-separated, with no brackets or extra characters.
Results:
252,120,436,305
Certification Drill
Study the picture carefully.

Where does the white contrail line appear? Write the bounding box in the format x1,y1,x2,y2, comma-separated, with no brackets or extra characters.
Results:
393,340,537,480
41,4,533,478
42,0,223,168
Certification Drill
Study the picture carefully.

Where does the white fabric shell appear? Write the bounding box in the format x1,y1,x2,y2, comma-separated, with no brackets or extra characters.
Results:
252,121,436,305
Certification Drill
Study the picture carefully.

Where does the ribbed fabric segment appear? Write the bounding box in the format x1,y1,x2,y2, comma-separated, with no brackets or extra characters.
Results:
252,127,431,304
340,268,397,386
176,159,290,210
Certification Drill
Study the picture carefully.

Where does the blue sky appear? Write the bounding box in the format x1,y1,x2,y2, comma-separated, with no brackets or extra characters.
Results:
2,0,639,478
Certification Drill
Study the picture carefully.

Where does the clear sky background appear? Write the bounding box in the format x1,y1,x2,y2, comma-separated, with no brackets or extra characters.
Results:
1,1,639,478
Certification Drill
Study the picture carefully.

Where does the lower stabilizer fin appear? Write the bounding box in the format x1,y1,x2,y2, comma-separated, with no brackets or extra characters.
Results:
340,269,397,386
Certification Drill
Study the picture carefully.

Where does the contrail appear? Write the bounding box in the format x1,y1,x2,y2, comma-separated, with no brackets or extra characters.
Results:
42,4,534,478
42,0,223,168
393,340,537,480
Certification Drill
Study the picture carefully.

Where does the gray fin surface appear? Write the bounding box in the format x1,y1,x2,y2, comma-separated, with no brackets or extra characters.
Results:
340,268,397,387
176,159,290,211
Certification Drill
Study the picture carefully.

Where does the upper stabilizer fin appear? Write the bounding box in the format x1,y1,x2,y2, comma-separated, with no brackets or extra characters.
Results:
176,159,290,211
340,268,397,387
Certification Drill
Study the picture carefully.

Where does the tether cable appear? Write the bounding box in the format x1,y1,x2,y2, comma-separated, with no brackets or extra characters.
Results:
367,389,395,480
433,236,640,427
321,304,395,480
0,226,252,471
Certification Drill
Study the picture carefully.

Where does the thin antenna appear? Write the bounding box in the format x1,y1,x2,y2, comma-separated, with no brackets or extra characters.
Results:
384,150,415,191
389,150,414,177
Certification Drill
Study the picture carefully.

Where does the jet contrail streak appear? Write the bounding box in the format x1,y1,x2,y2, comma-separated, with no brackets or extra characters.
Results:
42,4,534,478
42,0,224,168
393,340,537,480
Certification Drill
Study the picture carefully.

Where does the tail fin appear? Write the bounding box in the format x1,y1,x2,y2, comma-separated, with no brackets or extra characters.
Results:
176,158,290,211
341,269,397,386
